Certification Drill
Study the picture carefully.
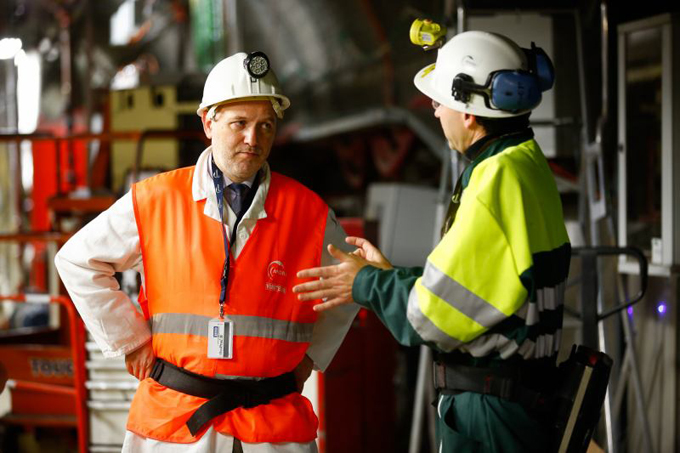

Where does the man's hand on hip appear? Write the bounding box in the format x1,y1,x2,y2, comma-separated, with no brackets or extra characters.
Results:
293,354,314,392
125,341,155,380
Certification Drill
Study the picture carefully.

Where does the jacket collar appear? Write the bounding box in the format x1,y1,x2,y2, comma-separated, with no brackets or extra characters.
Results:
460,128,535,189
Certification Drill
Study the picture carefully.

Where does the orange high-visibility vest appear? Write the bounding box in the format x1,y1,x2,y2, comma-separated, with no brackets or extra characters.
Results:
128,166,328,443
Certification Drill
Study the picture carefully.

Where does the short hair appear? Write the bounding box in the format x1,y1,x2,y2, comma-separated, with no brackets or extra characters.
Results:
475,113,531,136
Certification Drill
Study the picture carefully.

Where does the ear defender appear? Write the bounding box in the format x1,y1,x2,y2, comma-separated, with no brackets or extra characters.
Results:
489,71,542,112
450,44,554,113
525,43,555,92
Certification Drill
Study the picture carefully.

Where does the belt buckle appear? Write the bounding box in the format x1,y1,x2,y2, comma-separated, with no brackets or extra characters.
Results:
149,359,163,381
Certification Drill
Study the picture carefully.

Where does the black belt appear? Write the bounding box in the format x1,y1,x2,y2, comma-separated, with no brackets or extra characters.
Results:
433,360,555,410
150,358,297,436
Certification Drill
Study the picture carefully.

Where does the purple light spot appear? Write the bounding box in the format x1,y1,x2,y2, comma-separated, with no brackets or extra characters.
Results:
627,306,634,317
657,302,667,315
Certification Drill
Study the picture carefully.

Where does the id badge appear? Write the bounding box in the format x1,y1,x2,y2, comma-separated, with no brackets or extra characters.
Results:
208,318,233,359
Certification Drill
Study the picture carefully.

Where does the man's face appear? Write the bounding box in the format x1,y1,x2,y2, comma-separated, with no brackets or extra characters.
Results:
202,100,277,182
433,101,469,153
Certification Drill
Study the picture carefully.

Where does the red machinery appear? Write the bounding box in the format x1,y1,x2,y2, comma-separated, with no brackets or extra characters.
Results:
0,293,88,453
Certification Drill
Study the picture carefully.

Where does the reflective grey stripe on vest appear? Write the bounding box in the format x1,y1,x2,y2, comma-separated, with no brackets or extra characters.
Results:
150,313,314,343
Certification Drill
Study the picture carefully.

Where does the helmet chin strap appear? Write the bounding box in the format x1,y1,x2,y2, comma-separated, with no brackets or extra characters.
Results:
208,105,219,122
270,98,283,119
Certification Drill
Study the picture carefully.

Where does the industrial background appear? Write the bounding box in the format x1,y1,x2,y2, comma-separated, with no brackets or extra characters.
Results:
0,0,679,452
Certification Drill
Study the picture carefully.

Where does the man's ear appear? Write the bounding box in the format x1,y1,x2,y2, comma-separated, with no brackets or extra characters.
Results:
201,111,213,140
463,113,478,130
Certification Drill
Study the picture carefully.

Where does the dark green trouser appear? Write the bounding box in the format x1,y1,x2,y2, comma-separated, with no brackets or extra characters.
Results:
435,393,551,453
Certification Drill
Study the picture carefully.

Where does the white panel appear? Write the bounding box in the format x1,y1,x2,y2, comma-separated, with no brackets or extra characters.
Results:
366,183,439,267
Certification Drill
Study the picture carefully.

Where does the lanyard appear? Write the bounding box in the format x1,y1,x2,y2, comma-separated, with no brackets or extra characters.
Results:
210,161,259,319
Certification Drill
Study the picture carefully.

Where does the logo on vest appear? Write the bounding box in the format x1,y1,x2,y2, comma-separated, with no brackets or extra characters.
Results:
266,260,287,293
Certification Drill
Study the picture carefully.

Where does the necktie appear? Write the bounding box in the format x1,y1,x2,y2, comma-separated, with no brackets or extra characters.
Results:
228,183,250,217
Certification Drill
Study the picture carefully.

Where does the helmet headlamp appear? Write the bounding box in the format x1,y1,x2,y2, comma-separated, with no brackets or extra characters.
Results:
244,51,270,79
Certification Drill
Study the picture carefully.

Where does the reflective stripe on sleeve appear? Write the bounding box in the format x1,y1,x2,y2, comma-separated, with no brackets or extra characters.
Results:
522,283,566,325
421,261,508,328
405,260,513,349
537,282,565,311
461,331,561,360
406,283,463,351
151,313,314,343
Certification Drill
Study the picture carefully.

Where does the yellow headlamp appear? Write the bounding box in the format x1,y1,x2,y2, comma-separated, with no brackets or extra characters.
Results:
409,19,447,50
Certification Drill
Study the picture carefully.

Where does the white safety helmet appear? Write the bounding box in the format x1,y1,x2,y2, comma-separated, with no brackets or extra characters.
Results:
197,51,291,119
414,31,552,118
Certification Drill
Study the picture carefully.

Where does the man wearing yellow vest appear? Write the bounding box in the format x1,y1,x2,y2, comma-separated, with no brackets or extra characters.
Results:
56,52,358,452
294,31,571,452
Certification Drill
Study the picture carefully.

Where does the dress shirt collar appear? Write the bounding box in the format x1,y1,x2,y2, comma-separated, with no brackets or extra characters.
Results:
191,147,270,222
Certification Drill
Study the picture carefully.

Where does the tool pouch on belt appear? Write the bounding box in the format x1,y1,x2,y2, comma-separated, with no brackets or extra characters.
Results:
150,358,298,436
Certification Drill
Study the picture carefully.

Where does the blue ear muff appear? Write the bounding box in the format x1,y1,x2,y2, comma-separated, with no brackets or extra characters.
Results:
450,44,553,113
451,70,542,113
525,43,555,92
534,50,555,91
490,71,542,112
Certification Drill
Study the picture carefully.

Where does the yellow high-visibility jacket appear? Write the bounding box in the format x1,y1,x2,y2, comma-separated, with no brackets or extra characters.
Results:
353,129,571,364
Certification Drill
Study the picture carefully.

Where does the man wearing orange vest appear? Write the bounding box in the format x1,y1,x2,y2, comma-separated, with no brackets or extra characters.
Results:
55,51,359,453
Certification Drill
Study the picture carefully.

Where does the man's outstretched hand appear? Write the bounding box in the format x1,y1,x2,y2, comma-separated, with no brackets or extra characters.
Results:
293,237,392,312
345,236,392,269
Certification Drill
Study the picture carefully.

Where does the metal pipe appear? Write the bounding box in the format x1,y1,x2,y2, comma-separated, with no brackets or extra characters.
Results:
575,11,591,145
85,381,138,391
291,107,446,159
6,379,76,396
0,232,71,244
0,131,209,143
409,345,433,453
619,302,655,452
457,5,466,34
87,400,132,411
57,7,76,190
606,210,655,452
574,11,591,244
84,0,94,191
611,345,631,416
226,0,241,55
598,1,609,142
595,4,616,451
359,0,395,106
4,59,21,233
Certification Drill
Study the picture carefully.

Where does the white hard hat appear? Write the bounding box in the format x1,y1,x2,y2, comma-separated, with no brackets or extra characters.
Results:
197,51,291,119
414,31,549,118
